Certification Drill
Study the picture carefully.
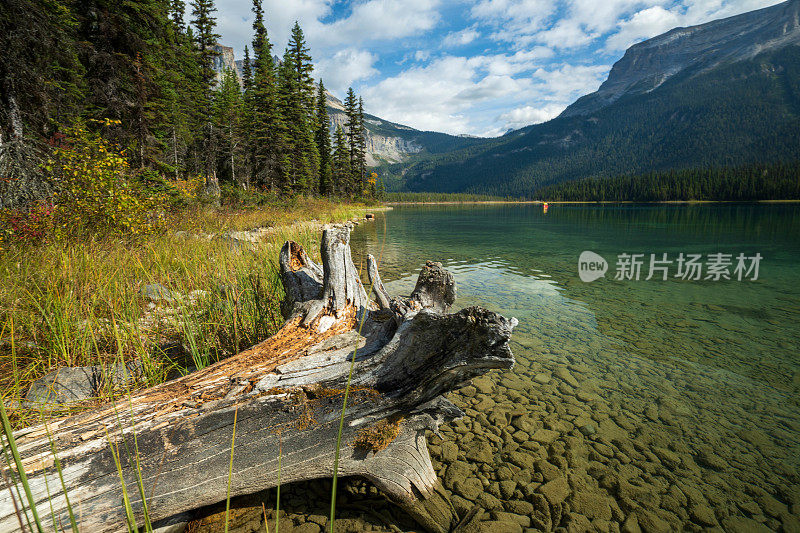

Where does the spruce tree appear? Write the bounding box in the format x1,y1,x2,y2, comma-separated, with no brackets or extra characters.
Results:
249,0,281,189
241,46,253,92
213,68,243,185
288,22,315,117
315,81,332,196
190,0,220,94
343,87,359,195
190,0,221,194
357,96,368,193
277,48,318,194
286,22,319,191
169,0,185,29
331,124,350,196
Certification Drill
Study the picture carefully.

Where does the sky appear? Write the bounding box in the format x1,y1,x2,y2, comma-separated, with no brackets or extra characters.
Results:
203,0,785,137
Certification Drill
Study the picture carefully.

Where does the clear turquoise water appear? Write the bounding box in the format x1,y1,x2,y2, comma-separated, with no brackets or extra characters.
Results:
351,203,800,526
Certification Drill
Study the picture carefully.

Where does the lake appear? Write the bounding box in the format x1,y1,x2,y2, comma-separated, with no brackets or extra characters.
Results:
351,203,800,531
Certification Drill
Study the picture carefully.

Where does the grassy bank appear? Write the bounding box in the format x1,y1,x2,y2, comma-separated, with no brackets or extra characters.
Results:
0,198,370,428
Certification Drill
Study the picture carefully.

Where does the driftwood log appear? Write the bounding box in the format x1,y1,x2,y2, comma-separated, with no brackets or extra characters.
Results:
0,225,516,533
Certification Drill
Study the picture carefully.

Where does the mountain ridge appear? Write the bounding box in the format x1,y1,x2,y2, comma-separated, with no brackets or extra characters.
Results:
562,0,800,117
384,0,800,197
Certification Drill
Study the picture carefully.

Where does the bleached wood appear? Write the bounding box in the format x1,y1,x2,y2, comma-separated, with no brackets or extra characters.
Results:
0,225,516,533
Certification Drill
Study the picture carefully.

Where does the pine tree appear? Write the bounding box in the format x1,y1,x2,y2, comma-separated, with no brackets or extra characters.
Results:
276,48,318,194
357,96,368,193
331,124,350,196
213,68,243,186
169,0,185,29
315,81,332,196
249,0,281,189
343,87,359,195
190,0,220,193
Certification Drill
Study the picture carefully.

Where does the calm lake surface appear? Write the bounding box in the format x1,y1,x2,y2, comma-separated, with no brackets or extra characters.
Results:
351,203,800,531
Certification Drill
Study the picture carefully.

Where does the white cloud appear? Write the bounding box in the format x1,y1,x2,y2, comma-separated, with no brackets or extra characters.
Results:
315,48,379,93
498,103,566,129
531,63,610,100
415,50,431,62
605,6,682,51
443,27,480,47
313,0,441,48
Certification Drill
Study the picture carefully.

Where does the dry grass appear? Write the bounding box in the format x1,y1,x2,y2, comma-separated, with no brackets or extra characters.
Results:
0,198,369,428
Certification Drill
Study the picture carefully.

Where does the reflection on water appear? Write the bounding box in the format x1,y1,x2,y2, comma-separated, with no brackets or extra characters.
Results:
352,203,800,531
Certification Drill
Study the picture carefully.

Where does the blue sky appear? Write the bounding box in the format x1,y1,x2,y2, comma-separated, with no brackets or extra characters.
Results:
207,0,783,136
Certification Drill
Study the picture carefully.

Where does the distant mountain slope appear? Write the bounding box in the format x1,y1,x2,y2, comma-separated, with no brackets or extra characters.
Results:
388,0,800,197
213,49,481,166
321,91,484,166
563,0,800,117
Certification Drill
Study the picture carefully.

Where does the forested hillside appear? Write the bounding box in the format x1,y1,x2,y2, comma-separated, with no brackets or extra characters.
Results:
386,44,800,197
537,162,800,201
0,0,376,211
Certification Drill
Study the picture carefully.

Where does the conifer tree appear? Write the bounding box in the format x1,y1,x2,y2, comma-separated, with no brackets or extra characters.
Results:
288,22,316,117
276,49,318,194
315,81,332,196
331,124,350,196
249,0,281,188
241,46,253,92
169,0,185,29
190,0,220,94
357,96,368,193
213,68,243,185
191,0,221,194
343,87,359,195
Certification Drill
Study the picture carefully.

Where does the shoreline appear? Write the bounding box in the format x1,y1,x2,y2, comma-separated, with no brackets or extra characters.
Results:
386,199,800,205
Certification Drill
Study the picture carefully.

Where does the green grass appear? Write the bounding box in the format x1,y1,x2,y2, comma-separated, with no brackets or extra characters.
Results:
0,198,368,429
0,197,376,532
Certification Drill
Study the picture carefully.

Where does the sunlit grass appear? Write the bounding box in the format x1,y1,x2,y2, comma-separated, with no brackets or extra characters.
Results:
0,199,368,429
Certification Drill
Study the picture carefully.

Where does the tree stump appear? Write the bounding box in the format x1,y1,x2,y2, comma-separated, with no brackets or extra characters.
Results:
0,225,516,533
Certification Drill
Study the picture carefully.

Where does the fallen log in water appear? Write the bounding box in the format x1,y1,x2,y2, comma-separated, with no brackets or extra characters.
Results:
0,225,516,533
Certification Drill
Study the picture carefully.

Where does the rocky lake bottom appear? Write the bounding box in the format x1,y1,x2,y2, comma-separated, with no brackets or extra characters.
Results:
192,204,800,532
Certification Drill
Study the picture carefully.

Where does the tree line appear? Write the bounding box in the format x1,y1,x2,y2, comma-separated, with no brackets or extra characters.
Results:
536,162,800,201
0,0,373,208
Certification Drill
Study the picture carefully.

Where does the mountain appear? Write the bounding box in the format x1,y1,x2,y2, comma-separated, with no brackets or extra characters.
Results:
211,47,481,166
387,0,800,197
562,0,800,117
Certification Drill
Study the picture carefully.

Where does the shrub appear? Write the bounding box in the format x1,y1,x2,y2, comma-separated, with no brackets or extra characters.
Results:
0,200,56,246
46,120,165,238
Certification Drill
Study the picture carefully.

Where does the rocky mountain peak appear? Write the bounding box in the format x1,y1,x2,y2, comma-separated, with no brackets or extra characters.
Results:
561,0,800,117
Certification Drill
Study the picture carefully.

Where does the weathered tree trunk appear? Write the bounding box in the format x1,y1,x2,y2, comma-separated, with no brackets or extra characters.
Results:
0,226,516,533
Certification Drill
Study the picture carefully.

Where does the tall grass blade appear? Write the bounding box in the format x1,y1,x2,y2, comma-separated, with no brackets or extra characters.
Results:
329,307,369,533
224,407,238,533
126,399,152,533
275,433,281,533
104,429,136,533
43,422,78,532
0,400,44,532
0,448,28,533
261,502,270,533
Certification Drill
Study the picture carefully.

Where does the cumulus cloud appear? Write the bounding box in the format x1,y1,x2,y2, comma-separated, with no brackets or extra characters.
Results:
208,0,784,137
313,0,441,48
498,103,567,129
605,6,682,51
443,27,480,47
314,48,379,93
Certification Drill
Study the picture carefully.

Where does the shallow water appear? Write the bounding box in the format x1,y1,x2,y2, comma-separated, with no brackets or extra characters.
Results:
351,203,800,531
